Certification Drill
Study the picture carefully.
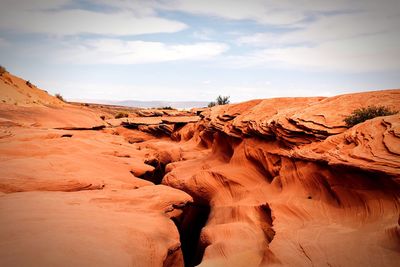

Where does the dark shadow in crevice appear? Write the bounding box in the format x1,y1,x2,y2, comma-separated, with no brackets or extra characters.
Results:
173,202,211,267
138,158,166,184
55,125,105,131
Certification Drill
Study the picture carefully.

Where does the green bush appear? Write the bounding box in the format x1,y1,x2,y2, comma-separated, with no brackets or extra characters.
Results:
158,106,174,110
216,95,230,105
55,93,65,102
208,95,230,107
344,105,397,127
115,112,129,119
0,65,7,76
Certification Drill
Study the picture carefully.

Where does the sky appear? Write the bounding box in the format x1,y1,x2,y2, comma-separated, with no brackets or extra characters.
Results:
0,0,399,103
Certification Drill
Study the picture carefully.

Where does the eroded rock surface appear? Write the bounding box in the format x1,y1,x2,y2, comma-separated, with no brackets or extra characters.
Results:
159,90,400,267
0,72,399,267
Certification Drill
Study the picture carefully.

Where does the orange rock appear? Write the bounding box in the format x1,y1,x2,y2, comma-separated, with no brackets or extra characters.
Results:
0,187,192,267
1,72,399,267
0,72,64,107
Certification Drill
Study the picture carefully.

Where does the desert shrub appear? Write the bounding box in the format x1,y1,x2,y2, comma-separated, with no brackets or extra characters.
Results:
216,95,230,105
159,106,174,110
344,105,397,127
208,101,216,107
208,95,230,107
0,65,7,76
115,112,129,119
26,80,33,87
55,93,65,102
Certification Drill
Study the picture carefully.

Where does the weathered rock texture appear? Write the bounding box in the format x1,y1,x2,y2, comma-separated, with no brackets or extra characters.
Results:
162,90,400,267
0,72,399,267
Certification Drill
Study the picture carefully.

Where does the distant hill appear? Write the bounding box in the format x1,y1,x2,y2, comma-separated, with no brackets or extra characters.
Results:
72,99,209,109
115,100,208,109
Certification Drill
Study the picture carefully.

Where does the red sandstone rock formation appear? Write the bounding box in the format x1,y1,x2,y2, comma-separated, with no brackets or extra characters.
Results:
0,72,399,267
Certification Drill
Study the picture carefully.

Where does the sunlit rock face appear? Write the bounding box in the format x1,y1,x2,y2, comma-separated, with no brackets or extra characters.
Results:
0,72,399,267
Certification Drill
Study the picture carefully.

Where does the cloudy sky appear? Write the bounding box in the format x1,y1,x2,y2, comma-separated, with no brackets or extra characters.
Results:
0,0,399,102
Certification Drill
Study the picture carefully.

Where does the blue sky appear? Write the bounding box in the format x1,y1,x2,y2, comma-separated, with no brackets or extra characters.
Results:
0,0,399,102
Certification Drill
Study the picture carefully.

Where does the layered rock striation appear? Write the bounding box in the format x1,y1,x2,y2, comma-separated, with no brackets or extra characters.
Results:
0,72,399,267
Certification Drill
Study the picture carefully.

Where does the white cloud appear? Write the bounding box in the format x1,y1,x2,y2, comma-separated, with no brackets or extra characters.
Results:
1,0,68,10
162,0,400,26
0,0,186,36
88,0,160,16
238,9,400,47
164,0,305,25
227,30,400,72
57,39,228,64
231,0,400,72
192,29,216,40
2,0,400,74
0,38,10,47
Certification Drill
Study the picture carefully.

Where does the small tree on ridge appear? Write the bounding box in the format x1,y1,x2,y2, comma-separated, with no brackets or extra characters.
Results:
208,95,230,107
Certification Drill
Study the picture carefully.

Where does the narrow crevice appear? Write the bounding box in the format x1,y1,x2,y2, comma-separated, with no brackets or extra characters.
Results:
260,203,275,243
260,203,280,265
172,202,211,267
139,158,166,184
173,122,186,132
121,123,138,130
137,155,211,266
55,125,105,131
